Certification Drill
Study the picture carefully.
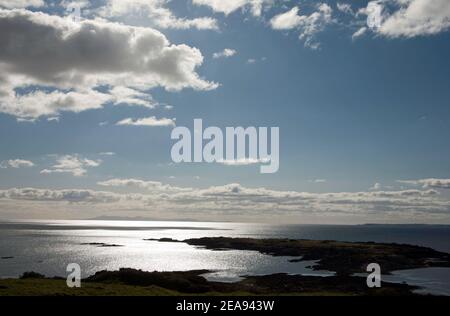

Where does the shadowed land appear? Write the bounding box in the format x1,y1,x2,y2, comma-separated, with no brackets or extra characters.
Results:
1,237,449,296
145,237,450,276
0,269,417,296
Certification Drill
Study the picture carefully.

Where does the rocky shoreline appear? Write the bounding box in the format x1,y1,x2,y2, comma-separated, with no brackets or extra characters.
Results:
145,237,450,276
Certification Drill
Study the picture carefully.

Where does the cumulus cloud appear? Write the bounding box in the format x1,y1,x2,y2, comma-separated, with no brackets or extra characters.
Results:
192,0,273,17
398,178,450,189
270,4,333,49
100,0,218,30
213,49,237,59
359,0,450,38
0,159,34,169
116,116,176,127
40,155,102,177
270,6,304,30
0,8,218,120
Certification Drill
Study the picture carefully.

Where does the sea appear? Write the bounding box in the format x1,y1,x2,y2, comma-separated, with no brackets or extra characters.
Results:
0,220,449,295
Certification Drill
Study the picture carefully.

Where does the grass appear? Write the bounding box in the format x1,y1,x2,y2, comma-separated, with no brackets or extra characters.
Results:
0,278,357,296
0,278,181,296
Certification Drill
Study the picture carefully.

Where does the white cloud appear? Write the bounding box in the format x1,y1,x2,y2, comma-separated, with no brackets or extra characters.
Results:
0,88,112,120
398,178,450,189
192,0,273,17
270,6,303,30
298,4,333,49
40,155,102,177
100,0,218,30
352,26,367,39
0,8,218,120
116,116,176,127
337,3,354,15
0,159,34,169
270,4,333,49
0,0,43,9
47,116,60,122
213,48,237,59
360,0,450,38
108,86,157,108
381,0,450,37
369,182,382,191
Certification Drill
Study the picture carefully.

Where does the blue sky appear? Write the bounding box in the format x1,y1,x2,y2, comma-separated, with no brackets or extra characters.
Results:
1,0,450,223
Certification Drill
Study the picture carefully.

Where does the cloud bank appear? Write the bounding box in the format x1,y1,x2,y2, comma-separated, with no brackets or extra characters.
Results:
0,180,448,223
398,178,450,189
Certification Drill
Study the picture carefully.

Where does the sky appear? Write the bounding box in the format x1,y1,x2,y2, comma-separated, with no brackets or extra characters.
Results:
0,0,450,224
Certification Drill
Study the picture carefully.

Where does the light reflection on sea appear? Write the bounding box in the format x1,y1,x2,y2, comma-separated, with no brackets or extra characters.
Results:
0,220,449,295
0,220,335,280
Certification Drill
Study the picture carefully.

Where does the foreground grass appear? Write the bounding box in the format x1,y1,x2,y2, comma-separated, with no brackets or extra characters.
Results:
0,278,358,296
0,278,410,296
0,278,181,296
